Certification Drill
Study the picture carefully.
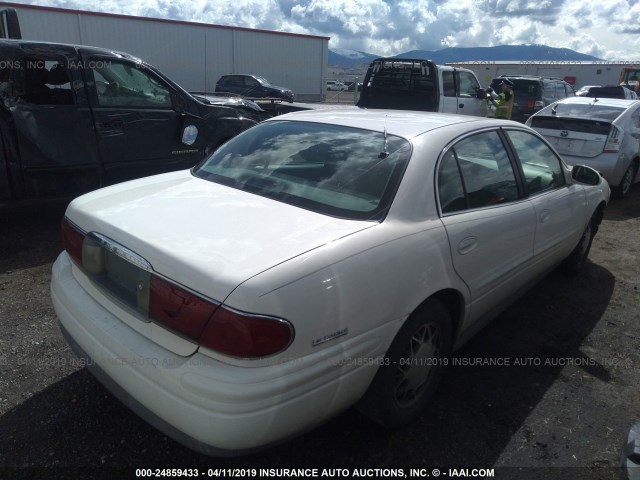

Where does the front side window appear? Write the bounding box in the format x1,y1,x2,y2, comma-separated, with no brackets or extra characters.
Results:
458,71,480,97
437,130,519,214
506,130,564,195
193,121,412,221
91,61,171,108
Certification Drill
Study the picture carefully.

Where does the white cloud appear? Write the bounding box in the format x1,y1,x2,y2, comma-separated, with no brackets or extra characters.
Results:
9,0,640,59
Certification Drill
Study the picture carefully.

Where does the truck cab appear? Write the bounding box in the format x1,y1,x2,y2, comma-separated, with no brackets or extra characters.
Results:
0,39,264,207
357,58,489,117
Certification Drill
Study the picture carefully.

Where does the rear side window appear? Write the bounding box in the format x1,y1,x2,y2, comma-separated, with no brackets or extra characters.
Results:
442,71,456,97
438,131,519,214
21,57,74,106
512,80,540,98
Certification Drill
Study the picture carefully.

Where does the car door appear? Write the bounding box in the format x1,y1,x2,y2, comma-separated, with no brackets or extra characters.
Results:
437,129,536,321
439,70,459,113
456,70,487,116
440,70,487,116
503,129,588,269
86,56,198,185
8,46,101,199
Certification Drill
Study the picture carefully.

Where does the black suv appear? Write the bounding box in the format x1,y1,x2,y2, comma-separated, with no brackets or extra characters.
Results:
215,74,294,102
490,75,575,122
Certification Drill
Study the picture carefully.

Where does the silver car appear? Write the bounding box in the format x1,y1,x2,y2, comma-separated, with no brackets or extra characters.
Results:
526,97,640,199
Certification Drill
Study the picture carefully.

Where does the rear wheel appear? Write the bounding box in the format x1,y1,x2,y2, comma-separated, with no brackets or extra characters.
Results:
357,298,452,428
613,161,638,199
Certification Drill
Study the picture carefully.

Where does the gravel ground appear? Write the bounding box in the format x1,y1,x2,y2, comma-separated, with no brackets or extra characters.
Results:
0,186,639,480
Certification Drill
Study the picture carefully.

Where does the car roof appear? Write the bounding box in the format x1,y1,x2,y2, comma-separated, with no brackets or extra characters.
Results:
266,108,497,139
554,96,640,108
494,75,567,82
0,38,140,62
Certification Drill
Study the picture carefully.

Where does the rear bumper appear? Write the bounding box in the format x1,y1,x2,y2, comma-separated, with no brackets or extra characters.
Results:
51,252,385,455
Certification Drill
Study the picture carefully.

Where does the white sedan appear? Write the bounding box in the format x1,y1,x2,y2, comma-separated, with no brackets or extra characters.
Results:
51,109,610,455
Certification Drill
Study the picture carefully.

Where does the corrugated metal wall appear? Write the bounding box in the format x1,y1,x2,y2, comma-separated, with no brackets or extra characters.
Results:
8,4,327,100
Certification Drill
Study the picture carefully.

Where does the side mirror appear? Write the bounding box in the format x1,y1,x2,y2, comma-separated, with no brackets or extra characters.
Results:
571,165,601,186
476,88,488,99
181,125,198,146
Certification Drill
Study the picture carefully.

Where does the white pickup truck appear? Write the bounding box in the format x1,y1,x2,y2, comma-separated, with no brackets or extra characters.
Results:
357,58,490,117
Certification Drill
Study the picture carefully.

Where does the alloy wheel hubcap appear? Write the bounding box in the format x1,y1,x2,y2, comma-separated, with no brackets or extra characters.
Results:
394,322,442,407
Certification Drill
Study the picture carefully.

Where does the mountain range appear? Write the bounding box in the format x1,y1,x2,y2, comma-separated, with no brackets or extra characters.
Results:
328,44,602,67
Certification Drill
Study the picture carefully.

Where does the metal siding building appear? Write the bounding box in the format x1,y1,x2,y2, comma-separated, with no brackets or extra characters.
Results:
447,61,638,89
1,2,328,100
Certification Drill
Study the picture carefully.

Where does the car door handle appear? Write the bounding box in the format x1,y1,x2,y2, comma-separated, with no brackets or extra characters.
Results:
539,209,551,223
459,103,464,108
457,236,478,255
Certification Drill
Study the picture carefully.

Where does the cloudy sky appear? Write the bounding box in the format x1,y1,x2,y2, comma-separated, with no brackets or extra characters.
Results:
10,0,640,60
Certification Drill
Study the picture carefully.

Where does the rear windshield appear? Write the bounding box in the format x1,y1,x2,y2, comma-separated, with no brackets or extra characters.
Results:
539,103,624,122
586,87,626,99
193,121,412,221
529,116,611,135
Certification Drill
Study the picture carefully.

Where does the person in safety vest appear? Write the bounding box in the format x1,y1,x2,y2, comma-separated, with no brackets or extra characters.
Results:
490,79,514,120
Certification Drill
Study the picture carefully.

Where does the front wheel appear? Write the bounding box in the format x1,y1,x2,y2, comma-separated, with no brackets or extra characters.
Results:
357,298,452,428
613,161,638,199
560,214,596,275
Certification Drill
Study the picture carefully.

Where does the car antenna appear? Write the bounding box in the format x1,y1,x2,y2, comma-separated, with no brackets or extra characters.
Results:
379,116,389,159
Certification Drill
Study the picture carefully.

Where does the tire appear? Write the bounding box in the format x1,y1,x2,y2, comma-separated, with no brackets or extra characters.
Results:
357,298,452,428
612,161,638,199
561,214,596,275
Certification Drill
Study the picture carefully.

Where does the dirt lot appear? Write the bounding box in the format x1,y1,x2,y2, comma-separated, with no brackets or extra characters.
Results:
0,186,639,480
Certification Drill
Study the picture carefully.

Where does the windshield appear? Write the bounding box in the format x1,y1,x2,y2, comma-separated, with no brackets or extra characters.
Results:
255,75,271,86
193,121,412,221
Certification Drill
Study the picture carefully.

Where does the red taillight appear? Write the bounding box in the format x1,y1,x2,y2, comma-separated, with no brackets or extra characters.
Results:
149,275,217,339
527,100,535,108
148,274,294,358
604,125,623,153
61,217,85,265
199,306,294,358
60,218,294,359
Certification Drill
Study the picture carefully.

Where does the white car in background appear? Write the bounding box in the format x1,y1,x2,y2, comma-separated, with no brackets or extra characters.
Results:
526,96,640,199
52,109,609,456
326,80,348,91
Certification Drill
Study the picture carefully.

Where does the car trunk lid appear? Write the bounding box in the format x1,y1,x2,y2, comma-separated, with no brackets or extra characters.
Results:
66,170,376,305
529,116,613,158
